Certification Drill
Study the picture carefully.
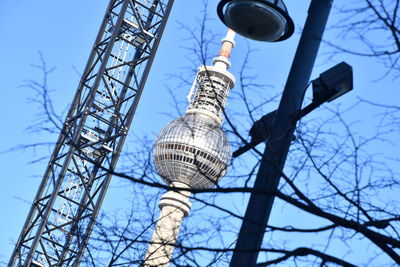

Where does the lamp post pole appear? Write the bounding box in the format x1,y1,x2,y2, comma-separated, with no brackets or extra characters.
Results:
230,0,334,265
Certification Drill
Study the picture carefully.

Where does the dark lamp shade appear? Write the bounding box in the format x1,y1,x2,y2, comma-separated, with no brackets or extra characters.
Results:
217,0,294,42
312,62,353,103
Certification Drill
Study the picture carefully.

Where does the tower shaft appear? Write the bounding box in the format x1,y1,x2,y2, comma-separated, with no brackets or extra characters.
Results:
144,183,191,266
9,0,174,266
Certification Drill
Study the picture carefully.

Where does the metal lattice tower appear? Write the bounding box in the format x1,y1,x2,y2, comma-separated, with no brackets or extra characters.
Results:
9,0,174,266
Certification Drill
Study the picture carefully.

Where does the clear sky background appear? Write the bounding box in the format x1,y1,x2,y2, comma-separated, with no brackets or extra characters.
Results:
0,0,399,265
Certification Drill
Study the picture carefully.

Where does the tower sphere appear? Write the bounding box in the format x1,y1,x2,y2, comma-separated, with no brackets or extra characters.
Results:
153,112,231,189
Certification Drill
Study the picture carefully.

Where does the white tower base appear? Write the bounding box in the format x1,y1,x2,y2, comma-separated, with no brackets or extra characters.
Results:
144,182,191,266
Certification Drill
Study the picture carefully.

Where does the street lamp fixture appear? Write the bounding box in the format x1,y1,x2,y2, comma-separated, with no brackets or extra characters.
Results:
299,62,353,119
217,0,294,41
312,61,353,103
232,62,353,158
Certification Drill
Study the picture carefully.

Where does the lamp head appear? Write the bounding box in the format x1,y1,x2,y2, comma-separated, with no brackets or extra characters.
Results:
217,0,294,42
312,62,353,103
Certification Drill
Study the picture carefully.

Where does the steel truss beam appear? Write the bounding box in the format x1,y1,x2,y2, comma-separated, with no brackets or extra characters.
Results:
9,0,173,266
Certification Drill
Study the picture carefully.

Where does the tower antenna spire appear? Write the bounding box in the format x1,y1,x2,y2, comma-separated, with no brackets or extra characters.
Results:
215,28,236,69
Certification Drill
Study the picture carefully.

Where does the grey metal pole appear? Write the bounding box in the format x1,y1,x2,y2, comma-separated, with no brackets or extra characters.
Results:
230,0,333,265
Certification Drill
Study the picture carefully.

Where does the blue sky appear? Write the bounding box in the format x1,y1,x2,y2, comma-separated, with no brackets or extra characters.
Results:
0,0,399,265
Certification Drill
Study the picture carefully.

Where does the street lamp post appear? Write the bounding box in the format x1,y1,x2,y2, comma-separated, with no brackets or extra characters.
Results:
226,0,335,265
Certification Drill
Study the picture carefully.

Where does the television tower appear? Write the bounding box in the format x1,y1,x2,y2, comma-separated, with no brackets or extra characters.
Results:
9,0,174,266
144,29,236,266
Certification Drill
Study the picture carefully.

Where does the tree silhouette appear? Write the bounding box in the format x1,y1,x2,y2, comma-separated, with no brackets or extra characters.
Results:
6,0,400,266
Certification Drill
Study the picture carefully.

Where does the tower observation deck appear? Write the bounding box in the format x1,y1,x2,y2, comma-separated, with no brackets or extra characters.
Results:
9,0,174,266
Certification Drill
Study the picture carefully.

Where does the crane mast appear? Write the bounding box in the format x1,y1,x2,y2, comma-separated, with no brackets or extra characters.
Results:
9,0,173,266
